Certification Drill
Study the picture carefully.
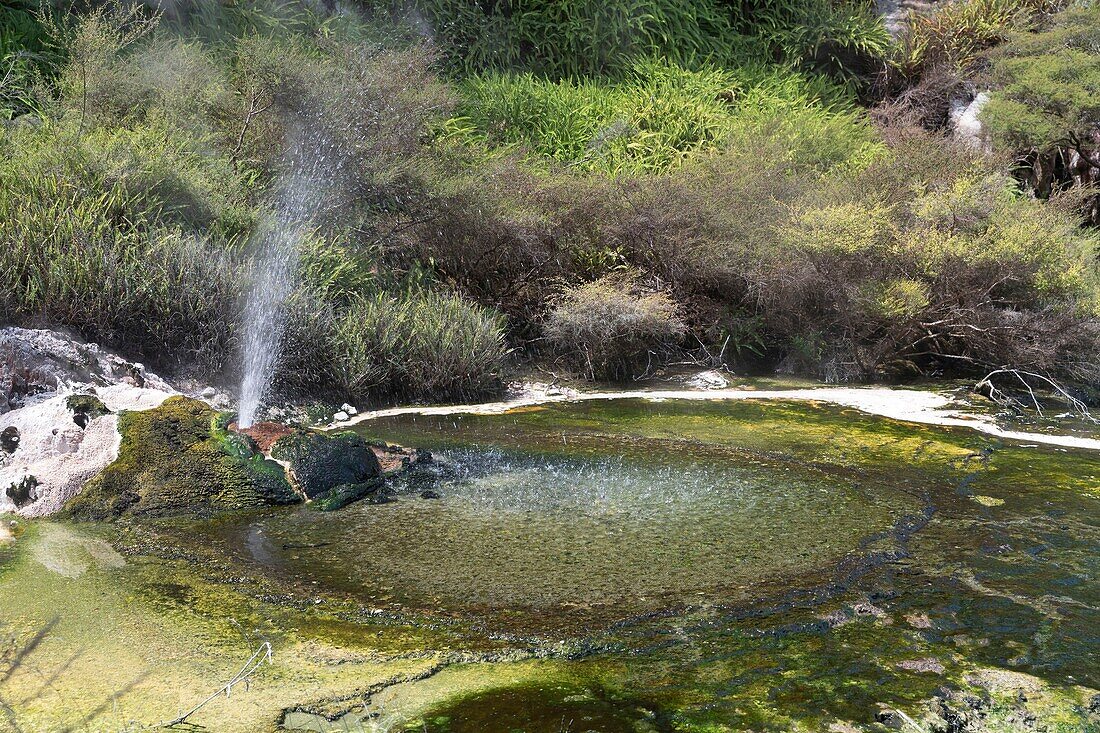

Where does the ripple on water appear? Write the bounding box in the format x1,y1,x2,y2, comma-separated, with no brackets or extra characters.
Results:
215,442,919,632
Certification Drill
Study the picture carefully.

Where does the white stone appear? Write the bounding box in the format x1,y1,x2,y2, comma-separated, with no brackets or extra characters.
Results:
0,383,174,517
949,92,991,152
340,403,358,416
332,411,350,422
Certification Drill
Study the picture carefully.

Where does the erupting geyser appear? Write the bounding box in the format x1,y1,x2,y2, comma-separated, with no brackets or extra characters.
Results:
237,129,334,429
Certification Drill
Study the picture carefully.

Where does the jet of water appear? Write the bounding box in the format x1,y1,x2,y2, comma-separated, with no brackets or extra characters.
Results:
237,129,333,428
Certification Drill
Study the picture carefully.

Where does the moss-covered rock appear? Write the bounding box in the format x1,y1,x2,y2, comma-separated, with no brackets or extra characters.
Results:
65,393,111,429
65,396,298,520
270,430,385,511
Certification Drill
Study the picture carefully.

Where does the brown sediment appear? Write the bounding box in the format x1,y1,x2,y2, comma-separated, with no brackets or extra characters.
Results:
234,421,294,454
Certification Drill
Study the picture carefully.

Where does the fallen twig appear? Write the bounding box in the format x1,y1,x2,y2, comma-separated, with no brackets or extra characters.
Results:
157,636,272,729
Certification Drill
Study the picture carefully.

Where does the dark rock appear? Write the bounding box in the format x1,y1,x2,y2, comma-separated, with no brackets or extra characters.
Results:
5,475,38,508
66,393,111,429
311,479,387,512
421,489,441,500
0,426,19,454
64,397,298,520
875,707,903,729
271,430,383,510
1088,694,1100,715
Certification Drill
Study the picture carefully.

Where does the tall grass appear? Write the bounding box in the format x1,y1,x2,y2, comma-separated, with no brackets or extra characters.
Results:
334,291,508,401
444,60,879,175
896,0,1063,77
405,0,744,79
0,0,53,119
0,123,241,372
368,0,891,86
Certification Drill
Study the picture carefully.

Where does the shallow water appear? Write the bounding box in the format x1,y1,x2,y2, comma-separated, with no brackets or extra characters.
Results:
3,396,1098,732
215,445,914,631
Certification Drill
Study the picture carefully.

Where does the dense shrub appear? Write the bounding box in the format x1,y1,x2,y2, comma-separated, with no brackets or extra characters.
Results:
544,272,686,380
381,0,743,79
746,156,1100,381
333,291,508,400
0,0,53,119
0,122,241,372
895,0,1060,79
445,60,879,175
367,0,890,86
3,0,1097,402
729,0,891,85
980,6,1100,221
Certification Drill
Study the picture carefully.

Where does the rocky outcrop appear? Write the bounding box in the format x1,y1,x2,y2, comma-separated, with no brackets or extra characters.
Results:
0,383,176,517
0,327,171,414
64,397,298,520
0,328,179,516
270,431,386,511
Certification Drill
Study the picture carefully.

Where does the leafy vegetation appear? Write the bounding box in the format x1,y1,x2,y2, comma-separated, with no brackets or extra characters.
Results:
544,271,686,379
445,60,877,175
0,0,1097,399
895,0,1060,78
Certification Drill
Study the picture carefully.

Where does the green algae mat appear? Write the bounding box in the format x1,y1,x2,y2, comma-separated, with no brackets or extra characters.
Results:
1,398,1098,732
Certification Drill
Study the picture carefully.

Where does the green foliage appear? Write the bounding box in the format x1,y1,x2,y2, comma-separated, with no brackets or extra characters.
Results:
370,0,889,86
0,0,53,119
445,60,879,175
981,5,1100,153
66,396,298,520
759,159,1100,378
896,0,1060,77
0,122,242,371
333,291,509,401
731,0,892,84
395,0,743,79
544,271,686,380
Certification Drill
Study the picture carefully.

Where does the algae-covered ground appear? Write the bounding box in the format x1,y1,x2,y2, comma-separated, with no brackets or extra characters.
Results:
1,397,1098,732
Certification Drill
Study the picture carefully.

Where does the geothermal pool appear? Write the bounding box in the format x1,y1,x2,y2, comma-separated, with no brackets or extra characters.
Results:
1,396,1098,732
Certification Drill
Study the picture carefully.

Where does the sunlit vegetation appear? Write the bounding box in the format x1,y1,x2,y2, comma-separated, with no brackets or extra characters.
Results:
0,0,1097,396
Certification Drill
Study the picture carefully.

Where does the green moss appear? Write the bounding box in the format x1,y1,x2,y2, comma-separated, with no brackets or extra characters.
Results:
64,394,111,421
270,430,383,510
64,396,298,520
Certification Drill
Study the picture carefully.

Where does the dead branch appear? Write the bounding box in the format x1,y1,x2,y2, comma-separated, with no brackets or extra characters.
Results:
157,633,272,729
975,368,1096,421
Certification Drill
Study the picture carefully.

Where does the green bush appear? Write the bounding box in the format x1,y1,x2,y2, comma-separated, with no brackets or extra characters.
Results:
730,0,891,85
390,0,742,79
445,60,879,175
896,0,1060,78
0,0,53,119
333,291,509,401
0,122,242,372
368,0,890,86
981,6,1100,153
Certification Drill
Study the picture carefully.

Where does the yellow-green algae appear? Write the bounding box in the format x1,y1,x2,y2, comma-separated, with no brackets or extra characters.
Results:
2,396,1098,732
65,396,297,520
0,520,465,732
